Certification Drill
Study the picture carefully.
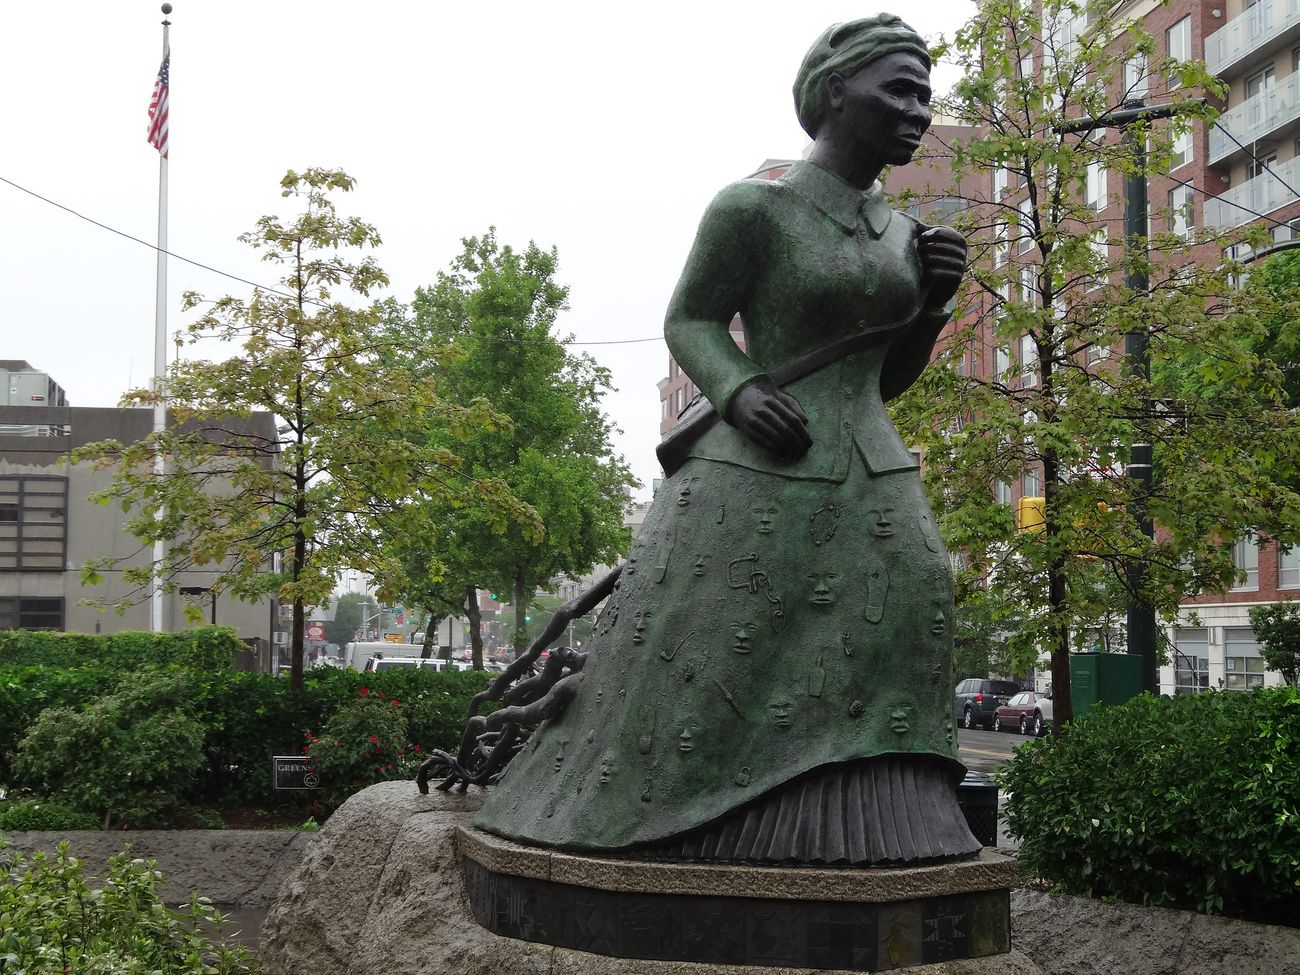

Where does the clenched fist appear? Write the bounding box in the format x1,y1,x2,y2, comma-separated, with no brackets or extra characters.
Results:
917,225,967,307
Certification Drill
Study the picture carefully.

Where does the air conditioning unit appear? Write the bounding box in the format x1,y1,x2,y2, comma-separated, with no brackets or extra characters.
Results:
272,632,288,646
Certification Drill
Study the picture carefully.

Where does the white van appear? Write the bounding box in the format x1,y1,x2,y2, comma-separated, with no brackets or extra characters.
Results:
344,641,424,672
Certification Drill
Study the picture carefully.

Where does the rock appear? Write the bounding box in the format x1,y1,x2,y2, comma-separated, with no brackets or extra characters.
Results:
2,828,311,907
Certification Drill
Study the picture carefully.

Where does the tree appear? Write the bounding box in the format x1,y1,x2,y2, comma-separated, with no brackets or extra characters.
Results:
74,170,531,691
891,0,1300,727
379,230,635,660
1249,600,1300,687
322,591,365,648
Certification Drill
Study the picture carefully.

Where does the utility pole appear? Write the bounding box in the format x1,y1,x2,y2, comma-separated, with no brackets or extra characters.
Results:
1055,98,1201,695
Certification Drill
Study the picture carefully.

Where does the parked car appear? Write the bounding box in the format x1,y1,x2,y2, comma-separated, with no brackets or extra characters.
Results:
992,691,1053,736
954,678,1022,730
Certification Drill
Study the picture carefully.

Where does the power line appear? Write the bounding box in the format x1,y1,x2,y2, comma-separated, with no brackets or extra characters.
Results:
0,172,311,305
0,172,667,348
1211,120,1300,203
1166,169,1297,234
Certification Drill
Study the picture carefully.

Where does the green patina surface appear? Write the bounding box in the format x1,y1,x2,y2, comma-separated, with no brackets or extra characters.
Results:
475,158,961,851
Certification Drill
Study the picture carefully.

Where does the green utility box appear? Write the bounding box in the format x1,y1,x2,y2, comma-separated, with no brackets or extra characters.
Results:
1070,652,1144,717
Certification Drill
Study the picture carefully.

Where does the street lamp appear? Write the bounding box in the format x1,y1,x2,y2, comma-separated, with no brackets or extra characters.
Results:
1054,98,1203,696
179,586,216,625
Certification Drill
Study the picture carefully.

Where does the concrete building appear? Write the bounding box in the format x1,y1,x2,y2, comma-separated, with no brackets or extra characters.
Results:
0,367,278,651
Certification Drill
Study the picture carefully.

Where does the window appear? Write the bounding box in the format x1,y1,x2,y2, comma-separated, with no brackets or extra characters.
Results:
994,166,1010,199
1018,53,1034,84
1021,467,1041,497
0,476,68,571
1088,230,1108,290
661,397,669,422
1174,627,1209,695
1248,151,1278,181
1169,184,1195,239
995,480,1012,505
1019,264,1037,303
0,596,64,631
1245,65,1275,104
1225,627,1265,691
1231,535,1259,591
1086,342,1110,364
1280,545,1300,588
1085,160,1107,210
1125,54,1148,98
1018,198,1035,254
1020,332,1038,386
995,345,1012,378
993,222,1008,267
1170,127,1193,170
1166,17,1191,86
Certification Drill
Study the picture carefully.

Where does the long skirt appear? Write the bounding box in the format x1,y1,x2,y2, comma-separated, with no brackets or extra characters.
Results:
475,453,980,865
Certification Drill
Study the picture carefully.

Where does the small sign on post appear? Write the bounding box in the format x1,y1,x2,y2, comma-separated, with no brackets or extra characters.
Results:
273,756,321,790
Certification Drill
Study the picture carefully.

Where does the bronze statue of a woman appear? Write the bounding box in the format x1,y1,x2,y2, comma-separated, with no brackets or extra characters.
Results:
474,13,981,866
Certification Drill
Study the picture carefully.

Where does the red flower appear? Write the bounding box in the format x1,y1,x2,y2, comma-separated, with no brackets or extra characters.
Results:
360,687,370,697
369,735,378,743
377,691,386,699
390,699,400,707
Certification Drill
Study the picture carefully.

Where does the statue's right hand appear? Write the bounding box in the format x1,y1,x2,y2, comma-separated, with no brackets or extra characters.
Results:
726,378,813,460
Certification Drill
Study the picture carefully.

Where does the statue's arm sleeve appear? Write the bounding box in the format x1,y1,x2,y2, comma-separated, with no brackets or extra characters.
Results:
880,297,955,403
664,182,769,418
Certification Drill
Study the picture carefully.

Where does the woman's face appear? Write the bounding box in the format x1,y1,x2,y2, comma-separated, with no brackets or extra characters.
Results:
827,50,932,167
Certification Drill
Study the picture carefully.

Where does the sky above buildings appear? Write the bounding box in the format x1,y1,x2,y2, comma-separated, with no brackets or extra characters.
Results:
1,0,974,498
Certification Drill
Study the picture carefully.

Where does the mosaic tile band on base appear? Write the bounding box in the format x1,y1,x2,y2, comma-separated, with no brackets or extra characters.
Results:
460,844,1012,972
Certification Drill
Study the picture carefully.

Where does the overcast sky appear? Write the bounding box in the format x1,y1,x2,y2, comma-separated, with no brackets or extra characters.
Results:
1,0,975,499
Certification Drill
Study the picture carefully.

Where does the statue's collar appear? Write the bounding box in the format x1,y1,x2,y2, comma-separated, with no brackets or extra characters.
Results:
782,160,892,238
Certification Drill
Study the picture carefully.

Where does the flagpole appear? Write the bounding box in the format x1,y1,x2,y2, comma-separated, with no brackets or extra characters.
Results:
150,3,172,633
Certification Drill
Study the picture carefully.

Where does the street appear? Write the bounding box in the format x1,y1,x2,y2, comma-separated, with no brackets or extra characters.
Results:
957,725,1029,774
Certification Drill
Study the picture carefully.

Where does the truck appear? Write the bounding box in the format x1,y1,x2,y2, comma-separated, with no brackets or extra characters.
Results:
343,641,425,672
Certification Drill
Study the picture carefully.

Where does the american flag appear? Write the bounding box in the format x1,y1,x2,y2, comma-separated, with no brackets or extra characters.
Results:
147,48,170,158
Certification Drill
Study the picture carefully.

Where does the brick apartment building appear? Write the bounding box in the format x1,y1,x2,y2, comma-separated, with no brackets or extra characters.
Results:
656,0,1300,695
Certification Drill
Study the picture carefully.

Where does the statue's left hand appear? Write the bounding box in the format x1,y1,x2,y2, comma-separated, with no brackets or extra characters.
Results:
918,226,967,308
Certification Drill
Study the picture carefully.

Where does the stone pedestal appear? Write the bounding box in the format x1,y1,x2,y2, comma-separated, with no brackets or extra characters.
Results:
259,782,1040,975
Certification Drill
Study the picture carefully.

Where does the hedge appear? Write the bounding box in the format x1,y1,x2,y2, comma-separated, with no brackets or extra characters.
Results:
1002,687,1300,921
0,626,241,671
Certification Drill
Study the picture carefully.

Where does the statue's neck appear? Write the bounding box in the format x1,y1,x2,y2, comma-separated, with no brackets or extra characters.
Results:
807,139,884,192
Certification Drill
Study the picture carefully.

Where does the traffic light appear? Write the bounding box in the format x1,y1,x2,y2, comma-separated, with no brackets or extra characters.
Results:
1017,496,1046,533
525,614,532,622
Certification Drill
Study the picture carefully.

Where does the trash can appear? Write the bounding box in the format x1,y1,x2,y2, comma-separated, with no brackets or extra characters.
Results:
957,770,999,847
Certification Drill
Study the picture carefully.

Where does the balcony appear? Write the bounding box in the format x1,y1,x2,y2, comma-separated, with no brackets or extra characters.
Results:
1205,0,1300,78
1203,154,1300,230
1209,71,1300,165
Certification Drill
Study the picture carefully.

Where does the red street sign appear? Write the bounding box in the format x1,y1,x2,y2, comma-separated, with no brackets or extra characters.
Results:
395,614,404,626
305,622,325,641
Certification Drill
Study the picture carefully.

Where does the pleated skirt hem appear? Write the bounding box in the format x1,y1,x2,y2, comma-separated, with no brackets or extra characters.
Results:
633,756,982,867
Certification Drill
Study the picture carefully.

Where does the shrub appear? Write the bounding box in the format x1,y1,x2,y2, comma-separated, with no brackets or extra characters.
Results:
0,841,255,973
1002,687,1300,919
0,665,122,783
307,687,415,811
12,671,208,828
0,798,100,831
2,660,493,818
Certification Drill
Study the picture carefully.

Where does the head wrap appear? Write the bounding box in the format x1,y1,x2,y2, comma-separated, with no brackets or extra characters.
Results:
793,14,932,139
